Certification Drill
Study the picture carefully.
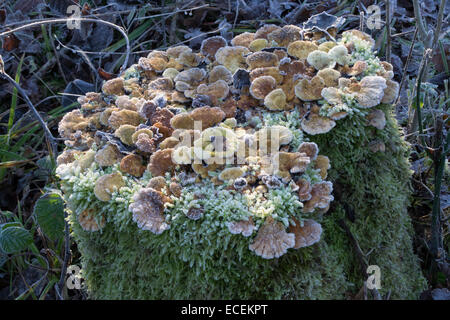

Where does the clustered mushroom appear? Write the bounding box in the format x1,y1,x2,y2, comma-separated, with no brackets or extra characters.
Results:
57,23,395,259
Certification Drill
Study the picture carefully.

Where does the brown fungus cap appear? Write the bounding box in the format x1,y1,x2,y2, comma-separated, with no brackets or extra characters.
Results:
218,167,244,181
95,143,122,167
138,56,167,73
58,110,89,140
148,148,175,176
56,149,81,166
170,113,195,130
248,216,295,259
209,65,233,84
317,68,341,87
249,38,269,52
367,109,386,130
169,181,182,198
166,45,191,59
174,68,207,88
108,109,144,129
289,218,322,249
78,209,106,232
343,60,367,76
302,181,333,213
147,176,167,191
129,187,169,234
246,51,279,70
149,108,174,128
267,25,302,47
215,46,250,73
250,67,283,84
227,217,255,237
314,155,330,179
200,36,227,60
296,178,312,201
301,109,336,135
287,41,319,60
355,76,387,108
231,32,255,48
264,88,287,111
102,78,125,95
133,132,157,154
273,152,311,174
382,80,399,104
254,24,281,40
148,77,174,91
177,50,201,68
120,154,146,177
250,75,277,100
196,80,230,104
294,75,325,101
160,136,180,149
190,106,226,130
94,172,125,202
298,142,319,160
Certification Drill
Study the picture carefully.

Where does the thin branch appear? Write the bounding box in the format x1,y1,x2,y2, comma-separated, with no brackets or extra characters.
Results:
385,0,391,63
412,0,428,42
431,0,446,51
0,56,58,161
56,207,71,300
0,17,131,73
395,27,418,107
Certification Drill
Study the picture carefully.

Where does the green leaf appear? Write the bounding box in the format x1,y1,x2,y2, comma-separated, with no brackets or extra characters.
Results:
0,226,32,254
34,193,65,241
0,222,22,230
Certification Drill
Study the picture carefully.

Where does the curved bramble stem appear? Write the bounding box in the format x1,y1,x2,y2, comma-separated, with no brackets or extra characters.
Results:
0,17,131,73
0,56,58,161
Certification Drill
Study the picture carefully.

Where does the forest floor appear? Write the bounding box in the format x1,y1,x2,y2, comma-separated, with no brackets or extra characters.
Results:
0,0,448,300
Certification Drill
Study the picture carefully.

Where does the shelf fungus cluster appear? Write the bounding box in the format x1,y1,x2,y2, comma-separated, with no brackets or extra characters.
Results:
57,23,396,260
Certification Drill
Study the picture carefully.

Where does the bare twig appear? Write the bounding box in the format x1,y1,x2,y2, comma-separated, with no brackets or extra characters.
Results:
385,0,391,63
0,17,131,73
412,0,428,42
407,49,433,135
395,27,419,107
0,56,58,161
56,207,71,300
48,24,68,85
431,0,446,52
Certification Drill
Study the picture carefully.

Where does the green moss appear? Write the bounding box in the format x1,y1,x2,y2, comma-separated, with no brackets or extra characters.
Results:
69,203,349,299
61,102,425,299
311,104,427,299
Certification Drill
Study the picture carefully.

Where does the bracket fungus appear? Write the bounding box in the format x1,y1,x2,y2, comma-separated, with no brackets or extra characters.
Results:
129,187,170,234
55,23,423,299
94,172,125,202
295,76,325,101
78,209,106,232
227,217,255,237
289,218,323,249
249,216,296,259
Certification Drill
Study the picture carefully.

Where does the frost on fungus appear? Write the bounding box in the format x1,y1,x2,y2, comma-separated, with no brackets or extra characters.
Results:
56,20,426,299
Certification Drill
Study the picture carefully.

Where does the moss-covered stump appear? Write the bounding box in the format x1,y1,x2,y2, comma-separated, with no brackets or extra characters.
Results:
56,20,426,299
